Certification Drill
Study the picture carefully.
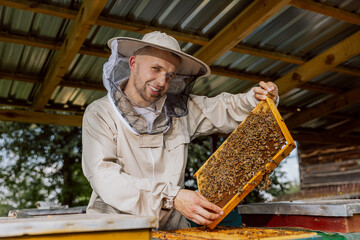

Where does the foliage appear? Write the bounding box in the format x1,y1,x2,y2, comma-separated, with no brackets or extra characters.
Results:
185,135,291,203
0,121,91,215
0,121,291,217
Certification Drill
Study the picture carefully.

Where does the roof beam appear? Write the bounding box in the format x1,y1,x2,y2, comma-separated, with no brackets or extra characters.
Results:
290,0,360,26
208,67,343,94
0,71,105,91
31,0,107,111
0,32,109,58
0,68,341,96
193,0,290,65
2,2,360,77
0,109,82,126
286,86,360,129
275,30,360,95
327,118,360,136
0,0,77,19
292,132,360,145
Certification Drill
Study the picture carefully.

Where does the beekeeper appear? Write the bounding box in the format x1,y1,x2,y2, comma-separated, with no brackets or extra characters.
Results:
82,31,278,230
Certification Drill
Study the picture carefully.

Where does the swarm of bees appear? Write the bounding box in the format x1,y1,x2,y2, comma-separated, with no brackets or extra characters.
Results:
196,105,286,207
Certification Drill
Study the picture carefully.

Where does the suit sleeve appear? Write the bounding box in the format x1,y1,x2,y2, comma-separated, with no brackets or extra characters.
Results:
187,88,277,139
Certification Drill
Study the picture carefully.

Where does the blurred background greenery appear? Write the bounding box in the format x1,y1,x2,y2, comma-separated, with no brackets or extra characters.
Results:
0,122,297,216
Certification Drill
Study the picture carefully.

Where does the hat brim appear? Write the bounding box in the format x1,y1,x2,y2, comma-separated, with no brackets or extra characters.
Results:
107,37,210,78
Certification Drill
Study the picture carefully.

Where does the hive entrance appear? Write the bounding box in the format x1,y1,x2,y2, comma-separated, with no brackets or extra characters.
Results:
194,96,295,229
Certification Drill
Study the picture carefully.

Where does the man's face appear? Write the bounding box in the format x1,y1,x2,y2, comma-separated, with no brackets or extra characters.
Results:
126,48,180,107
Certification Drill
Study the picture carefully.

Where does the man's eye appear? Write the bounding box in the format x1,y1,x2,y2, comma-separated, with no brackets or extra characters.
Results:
166,73,175,79
152,67,160,71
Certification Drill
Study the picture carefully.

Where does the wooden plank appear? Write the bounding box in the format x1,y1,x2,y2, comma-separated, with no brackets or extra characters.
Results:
327,118,360,136
211,67,342,95
210,66,272,83
0,66,342,96
242,214,360,233
0,109,82,126
300,145,360,159
285,86,360,128
276,30,360,95
0,32,109,58
233,44,305,65
31,0,107,111
0,71,105,91
290,0,360,26
193,0,290,65
6,229,151,240
0,0,77,19
291,132,360,145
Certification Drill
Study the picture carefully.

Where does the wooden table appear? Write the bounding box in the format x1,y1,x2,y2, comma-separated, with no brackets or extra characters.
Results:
0,214,157,239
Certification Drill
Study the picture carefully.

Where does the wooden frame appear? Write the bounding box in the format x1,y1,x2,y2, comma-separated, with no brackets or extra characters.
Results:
194,96,295,229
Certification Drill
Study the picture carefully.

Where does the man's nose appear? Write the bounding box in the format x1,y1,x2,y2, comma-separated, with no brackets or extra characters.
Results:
156,73,167,86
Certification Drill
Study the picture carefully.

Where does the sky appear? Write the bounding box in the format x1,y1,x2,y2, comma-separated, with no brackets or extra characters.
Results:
278,142,300,184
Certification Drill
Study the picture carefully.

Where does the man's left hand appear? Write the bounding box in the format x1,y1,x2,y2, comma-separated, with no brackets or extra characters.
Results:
253,81,278,101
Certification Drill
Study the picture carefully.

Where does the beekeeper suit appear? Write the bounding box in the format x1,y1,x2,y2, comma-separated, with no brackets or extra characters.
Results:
82,31,278,230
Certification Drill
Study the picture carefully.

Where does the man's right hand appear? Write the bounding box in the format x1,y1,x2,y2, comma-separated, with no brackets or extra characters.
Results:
173,189,224,225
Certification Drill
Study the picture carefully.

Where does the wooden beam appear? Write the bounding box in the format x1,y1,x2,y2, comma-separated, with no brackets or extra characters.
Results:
292,132,360,145
210,67,343,94
0,109,82,126
297,82,344,95
31,0,107,111
0,71,105,91
0,0,77,19
327,118,360,136
2,2,360,78
290,0,360,26
276,31,360,95
0,32,109,58
193,0,290,65
210,66,272,83
0,68,341,96
286,86,360,129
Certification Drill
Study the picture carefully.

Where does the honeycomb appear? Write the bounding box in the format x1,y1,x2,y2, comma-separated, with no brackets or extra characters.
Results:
194,97,295,229
153,226,318,239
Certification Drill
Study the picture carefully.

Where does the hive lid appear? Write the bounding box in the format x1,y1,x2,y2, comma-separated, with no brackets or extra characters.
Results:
194,96,295,229
238,199,360,217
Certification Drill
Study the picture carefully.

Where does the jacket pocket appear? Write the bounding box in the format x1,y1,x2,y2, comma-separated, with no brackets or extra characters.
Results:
165,134,190,151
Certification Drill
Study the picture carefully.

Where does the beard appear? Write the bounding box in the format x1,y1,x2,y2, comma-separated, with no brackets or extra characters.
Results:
133,69,164,105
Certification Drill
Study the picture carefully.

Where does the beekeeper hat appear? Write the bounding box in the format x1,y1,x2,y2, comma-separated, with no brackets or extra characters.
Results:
107,31,210,77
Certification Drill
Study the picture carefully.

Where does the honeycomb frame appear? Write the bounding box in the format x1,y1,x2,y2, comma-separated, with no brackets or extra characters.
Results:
194,96,296,229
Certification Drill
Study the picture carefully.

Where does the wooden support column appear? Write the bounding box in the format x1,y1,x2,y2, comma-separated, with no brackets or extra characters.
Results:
286,86,360,129
0,109,82,126
194,0,290,65
31,0,107,111
276,31,360,95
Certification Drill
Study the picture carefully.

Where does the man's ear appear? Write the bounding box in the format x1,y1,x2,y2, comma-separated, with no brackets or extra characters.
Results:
129,56,136,71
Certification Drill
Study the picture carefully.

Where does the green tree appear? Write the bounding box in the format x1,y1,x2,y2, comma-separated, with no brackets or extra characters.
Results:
0,121,91,215
0,122,291,217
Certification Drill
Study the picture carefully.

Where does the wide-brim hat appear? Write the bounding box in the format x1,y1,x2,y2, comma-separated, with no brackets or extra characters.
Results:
107,31,210,78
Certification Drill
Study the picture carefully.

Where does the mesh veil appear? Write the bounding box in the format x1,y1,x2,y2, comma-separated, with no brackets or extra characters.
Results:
103,40,202,135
